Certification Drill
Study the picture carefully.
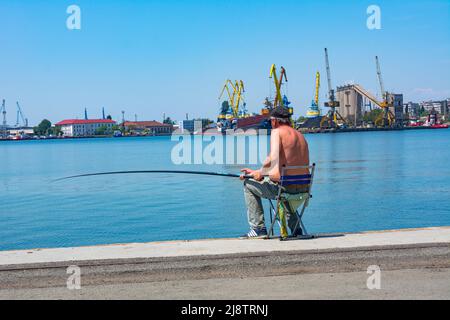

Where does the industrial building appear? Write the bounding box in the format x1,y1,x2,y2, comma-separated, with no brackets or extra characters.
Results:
56,119,116,137
404,102,421,118
336,85,365,126
391,94,404,125
421,100,449,116
336,84,404,126
122,121,173,135
179,119,211,133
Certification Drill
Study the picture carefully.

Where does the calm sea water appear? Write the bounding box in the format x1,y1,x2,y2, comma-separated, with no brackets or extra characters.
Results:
1,130,449,251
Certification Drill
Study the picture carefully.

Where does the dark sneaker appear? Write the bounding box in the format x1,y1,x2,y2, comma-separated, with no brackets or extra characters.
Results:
240,227,268,239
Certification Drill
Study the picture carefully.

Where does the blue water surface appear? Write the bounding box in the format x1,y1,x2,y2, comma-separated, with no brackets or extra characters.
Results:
1,130,449,251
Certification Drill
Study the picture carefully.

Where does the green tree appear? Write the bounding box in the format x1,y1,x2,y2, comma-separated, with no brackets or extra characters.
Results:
95,125,110,135
34,119,52,135
48,126,63,136
363,109,383,124
111,124,122,132
163,117,175,125
419,107,428,117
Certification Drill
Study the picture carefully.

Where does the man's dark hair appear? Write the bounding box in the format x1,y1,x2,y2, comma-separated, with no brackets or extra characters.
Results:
270,106,291,119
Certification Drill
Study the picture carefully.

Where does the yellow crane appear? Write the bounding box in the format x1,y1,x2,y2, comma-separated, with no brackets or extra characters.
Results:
268,64,294,117
306,72,321,118
233,80,246,118
218,79,246,120
218,80,236,106
218,80,237,120
269,64,287,109
314,72,320,107
374,56,395,127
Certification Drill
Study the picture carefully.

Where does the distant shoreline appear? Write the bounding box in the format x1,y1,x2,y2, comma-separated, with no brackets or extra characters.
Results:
0,134,173,142
1,125,448,142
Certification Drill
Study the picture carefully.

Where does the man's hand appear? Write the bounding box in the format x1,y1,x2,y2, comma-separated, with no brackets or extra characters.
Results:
240,168,253,180
240,168,263,181
252,170,263,181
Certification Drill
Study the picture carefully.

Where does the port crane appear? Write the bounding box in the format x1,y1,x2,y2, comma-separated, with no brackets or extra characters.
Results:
232,80,246,118
219,80,236,107
1,99,6,127
320,48,346,128
1,99,6,138
347,57,395,127
374,56,395,127
306,72,321,118
218,79,237,121
268,64,294,128
269,64,290,110
314,72,320,108
218,79,246,119
15,101,28,127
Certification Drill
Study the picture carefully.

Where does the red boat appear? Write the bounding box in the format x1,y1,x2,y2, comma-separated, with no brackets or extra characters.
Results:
430,124,449,129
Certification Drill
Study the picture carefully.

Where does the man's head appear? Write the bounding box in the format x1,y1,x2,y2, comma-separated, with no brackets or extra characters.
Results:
270,106,291,128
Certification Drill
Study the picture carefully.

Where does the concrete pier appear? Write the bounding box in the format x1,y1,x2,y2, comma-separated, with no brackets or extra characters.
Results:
1,227,449,299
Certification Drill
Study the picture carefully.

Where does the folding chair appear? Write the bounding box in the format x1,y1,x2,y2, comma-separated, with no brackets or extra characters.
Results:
266,164,316,240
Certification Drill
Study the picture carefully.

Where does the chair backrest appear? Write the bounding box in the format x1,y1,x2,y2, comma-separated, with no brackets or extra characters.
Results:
279,164,316,193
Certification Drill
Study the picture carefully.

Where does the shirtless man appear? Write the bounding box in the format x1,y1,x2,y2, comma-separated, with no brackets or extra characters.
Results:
240,106,310,239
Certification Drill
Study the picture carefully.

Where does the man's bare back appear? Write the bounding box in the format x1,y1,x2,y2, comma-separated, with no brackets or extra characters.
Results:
241,120,309,182
269,124,310,181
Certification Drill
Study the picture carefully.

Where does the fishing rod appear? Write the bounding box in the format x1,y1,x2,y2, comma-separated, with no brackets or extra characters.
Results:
53,170,252,182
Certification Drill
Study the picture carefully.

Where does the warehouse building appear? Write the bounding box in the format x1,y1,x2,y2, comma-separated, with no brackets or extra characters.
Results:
122,121,173,135
336,84,403,126
56,119,116,137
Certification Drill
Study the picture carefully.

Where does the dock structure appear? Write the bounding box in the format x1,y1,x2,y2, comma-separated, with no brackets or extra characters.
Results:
0,227,449,299
298,123,446,134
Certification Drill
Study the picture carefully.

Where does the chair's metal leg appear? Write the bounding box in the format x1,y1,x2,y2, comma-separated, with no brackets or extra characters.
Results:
291,202,307,235
291,200,314,239
269,201,274,230
299,219,308,236
267,200,279,238
281,200,296,236
291,213,302,236
296,204,314,239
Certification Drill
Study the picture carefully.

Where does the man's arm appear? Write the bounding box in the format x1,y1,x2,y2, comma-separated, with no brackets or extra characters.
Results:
241,129,280,181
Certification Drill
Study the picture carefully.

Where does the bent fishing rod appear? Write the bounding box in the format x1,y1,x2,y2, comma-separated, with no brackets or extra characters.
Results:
53,170,254,182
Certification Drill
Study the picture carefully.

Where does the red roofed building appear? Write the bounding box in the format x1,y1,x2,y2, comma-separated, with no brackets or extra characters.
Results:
55,119,116,137
123,121,173,135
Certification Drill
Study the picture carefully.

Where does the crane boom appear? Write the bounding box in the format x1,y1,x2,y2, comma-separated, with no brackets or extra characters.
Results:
320,48,345,129
353,84,383,108
325,48,334,101
314,72,320,106
218,79,246,119
374,55,396,127
16,102,28,127
269,64,287,108
232,80,245,118
375,56,386,100
218,80,235,104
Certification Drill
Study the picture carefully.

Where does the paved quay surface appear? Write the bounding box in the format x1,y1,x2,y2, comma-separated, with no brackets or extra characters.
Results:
0,227,449,299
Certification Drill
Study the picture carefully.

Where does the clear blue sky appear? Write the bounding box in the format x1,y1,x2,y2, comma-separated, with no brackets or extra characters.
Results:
1,0,449,125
